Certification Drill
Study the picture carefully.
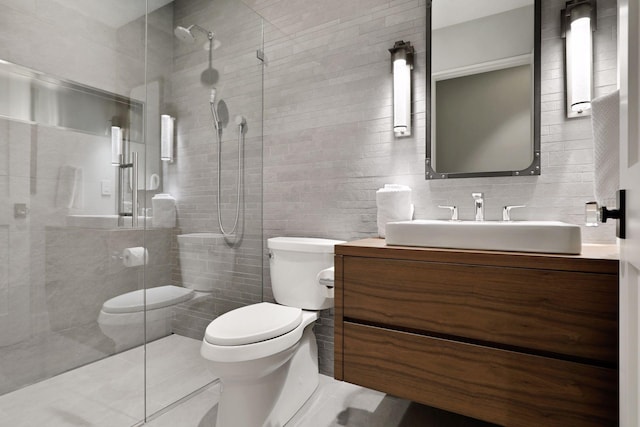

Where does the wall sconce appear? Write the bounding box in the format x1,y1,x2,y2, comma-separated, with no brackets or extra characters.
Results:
111,126,122,166
562,0,596,118
389,40,414,137
161,114,175,162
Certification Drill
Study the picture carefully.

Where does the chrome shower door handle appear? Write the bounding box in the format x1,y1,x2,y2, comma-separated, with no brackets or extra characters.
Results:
131,152,138,228
117,154,126,225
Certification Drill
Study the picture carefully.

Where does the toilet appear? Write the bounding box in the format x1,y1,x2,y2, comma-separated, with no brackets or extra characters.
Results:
200,236,345,427
98,233,227,352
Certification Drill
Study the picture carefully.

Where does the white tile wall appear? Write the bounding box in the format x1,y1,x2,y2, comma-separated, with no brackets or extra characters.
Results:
260,0,618,375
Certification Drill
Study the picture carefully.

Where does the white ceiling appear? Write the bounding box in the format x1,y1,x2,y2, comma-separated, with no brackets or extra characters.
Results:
54,0,173,28
432,0,533,30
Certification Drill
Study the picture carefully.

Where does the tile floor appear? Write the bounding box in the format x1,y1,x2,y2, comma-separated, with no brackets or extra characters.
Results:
147,374,498,427
0,334,214,427
0,333,497,427
0,322,114,395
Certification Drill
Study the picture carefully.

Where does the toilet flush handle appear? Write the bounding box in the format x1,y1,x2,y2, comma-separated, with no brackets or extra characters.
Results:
317,267,335,298
317,267,335,288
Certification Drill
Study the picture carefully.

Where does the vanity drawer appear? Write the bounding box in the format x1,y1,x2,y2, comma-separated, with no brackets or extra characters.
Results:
342,322,618,427
342,256,618,363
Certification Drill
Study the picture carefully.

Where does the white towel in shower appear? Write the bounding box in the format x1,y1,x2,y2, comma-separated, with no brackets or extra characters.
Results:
55,165,82,209
591,90,619,205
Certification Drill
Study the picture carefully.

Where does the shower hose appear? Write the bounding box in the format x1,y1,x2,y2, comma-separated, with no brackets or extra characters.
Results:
211,105,244,236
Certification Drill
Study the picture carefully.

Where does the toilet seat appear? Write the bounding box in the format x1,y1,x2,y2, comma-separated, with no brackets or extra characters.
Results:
102,285,194,314
201,308,318,363
205,302,302,346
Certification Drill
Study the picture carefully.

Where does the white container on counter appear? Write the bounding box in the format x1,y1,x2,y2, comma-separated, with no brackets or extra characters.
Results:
152,193,176,228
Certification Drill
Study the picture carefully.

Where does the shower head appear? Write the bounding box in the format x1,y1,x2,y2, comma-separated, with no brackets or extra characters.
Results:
174,26,196,43
174,24,215,44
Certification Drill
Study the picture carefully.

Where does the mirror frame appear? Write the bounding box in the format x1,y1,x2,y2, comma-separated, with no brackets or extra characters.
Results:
425,0,542,180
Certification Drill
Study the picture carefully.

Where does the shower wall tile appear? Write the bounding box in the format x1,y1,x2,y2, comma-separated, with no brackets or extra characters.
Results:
0,121,7,178
0,226,7,308
260,0,617,376
0,2,112,94
169,232,264,337
168,0,264,337
0,0,154,98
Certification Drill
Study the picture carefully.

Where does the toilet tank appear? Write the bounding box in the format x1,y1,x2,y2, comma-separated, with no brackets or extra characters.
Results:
268,237,346,310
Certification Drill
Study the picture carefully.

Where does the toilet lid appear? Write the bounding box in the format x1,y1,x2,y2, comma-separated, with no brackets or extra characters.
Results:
204,302,302,346
102,285,194,314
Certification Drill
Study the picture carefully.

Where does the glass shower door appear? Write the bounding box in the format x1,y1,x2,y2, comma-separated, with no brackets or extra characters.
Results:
0,0,148,425
140,0,265,420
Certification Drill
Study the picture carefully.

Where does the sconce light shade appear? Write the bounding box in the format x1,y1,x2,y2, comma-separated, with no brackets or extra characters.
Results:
111,126,122,166
161,114,175,162
389,40,414,137
562,0,596,118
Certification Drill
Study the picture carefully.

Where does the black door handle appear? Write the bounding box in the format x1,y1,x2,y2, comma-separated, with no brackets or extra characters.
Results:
600,190,626,239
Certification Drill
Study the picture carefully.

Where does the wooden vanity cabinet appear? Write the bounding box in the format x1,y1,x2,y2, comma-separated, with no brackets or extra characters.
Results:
334,239,619,427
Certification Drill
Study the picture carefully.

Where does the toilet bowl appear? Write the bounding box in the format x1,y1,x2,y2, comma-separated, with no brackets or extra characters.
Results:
200,236,345,427
98,233,228,351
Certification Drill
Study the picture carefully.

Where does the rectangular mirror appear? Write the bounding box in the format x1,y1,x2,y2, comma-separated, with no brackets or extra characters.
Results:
426,0,541,179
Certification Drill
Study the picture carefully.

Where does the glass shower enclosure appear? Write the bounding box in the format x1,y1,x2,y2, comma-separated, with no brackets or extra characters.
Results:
0,0,264,425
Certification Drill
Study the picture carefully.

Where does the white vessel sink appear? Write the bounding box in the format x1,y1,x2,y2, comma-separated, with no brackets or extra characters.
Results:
385,220,582,254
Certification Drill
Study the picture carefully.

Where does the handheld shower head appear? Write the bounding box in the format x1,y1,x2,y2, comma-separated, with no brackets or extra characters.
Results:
209,87,221,131
209,88,217,104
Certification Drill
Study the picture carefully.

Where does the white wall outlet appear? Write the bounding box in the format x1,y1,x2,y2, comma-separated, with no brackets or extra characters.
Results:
101,180,112,196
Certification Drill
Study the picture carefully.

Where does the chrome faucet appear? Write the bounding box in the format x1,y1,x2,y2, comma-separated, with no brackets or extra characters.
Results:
472,193,484,221
502,205,525,221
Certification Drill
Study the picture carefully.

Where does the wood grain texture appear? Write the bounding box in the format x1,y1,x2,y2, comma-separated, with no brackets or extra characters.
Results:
335,239,619,274
334,254,344,380
343,257,619,363
343,322,618,427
